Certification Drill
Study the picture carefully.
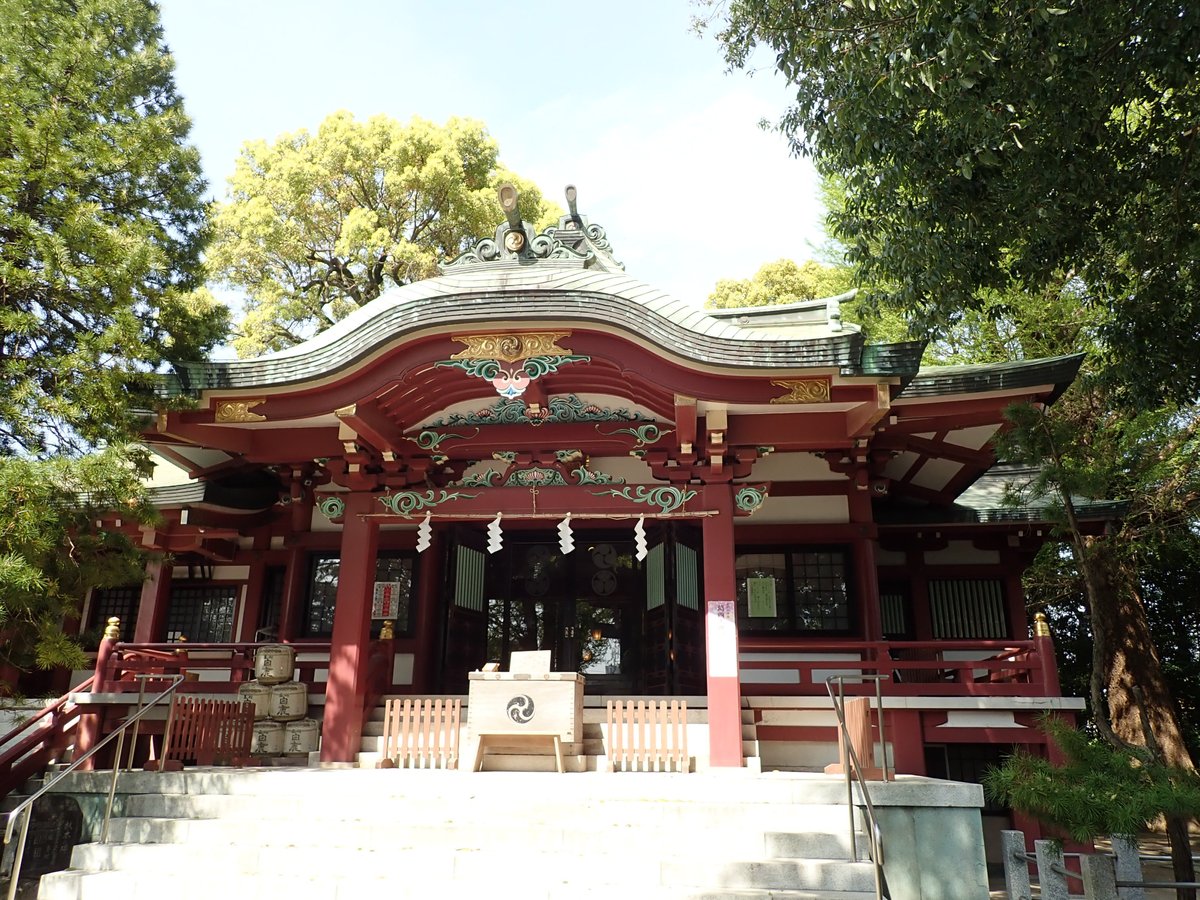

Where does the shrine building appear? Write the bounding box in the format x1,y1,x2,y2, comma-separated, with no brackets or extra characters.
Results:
77,185,1103,777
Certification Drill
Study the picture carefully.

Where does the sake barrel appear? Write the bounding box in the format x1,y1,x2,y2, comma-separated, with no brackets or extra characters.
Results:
253,644,296,685
250,720,284,756
282,718,320,754
267,681,308,721
236,680,272,720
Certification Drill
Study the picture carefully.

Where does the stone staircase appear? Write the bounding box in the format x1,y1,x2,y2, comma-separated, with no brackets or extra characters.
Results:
33,768,880,899
356,695,763,772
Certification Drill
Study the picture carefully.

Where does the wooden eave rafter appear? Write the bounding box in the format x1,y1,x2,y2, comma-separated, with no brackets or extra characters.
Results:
139,523,240,561
865,388,1054,506
150,416,343,465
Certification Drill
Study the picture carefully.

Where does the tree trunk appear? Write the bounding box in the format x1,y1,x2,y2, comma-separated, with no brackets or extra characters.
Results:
1088,542,1196,899
1090,545,1195,769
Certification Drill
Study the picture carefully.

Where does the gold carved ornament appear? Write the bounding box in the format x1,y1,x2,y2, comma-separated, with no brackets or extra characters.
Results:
449,332,573,362
770,379,831,404
214,399,267,423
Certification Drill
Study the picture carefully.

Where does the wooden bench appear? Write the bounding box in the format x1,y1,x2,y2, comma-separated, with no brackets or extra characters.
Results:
605,699,689,773
377,698,461,770
146,696,255,770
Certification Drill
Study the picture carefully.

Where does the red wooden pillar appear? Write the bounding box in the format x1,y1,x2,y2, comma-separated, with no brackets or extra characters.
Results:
854,535,883,641
239,553,268,642
278,495,314,642
320,493,379,763
75,618,121,769
702,484,743,768
412,527,443,694
1033,612,1062,697
278,545,307,642
907,550,933,640
133,557,171,643
1001,548,1028,638
887,709,926,775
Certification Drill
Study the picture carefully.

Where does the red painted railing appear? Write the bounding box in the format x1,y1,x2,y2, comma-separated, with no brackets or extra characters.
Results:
738,637,1059,697
0,676,93,800
96,642,333,693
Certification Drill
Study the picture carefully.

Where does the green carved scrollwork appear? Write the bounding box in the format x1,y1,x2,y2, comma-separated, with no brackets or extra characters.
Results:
427,394,653,428
573,468,625,485
591,485,697,515
734,484,769,513
316,495,346,520
599,423,672,447
411,429,476,450
460,470,501,487
434,358,501,379
505,467,568,487
521,355,589,378
377,489,478,516
432,355,588,384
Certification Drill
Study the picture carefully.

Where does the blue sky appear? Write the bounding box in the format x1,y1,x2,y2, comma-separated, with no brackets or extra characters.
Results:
156,0,826,308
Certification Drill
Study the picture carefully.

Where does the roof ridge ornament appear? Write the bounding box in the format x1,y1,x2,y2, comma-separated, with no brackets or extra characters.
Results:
440,184,623,272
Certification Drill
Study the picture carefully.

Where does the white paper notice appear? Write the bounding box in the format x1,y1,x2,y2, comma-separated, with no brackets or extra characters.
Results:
706,600,738,678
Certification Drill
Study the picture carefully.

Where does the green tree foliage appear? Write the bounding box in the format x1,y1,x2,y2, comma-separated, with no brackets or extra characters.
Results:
0,452,152,679
984,715,1200,845
211,113,560,357
0,0,228,454
0,0,224,676
704,0,1200,405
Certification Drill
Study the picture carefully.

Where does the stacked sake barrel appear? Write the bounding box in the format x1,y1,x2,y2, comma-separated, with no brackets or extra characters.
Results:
238,644,320,757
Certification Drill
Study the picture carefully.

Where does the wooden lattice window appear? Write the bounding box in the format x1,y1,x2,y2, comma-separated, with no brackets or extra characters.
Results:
303,551,417,638
736,548,854,634
87,586,141,635
928,578,1007,639
165,585,238,643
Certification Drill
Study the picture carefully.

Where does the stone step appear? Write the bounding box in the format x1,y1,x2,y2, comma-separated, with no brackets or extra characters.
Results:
39,869,775,900
115,793,858,836
61,841,874,893
34,768,987,900
664,858,876,893
48,768,872,805
103,814,856,859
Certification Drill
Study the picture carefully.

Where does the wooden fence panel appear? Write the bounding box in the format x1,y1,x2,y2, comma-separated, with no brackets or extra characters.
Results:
605,700,689,772
378,698,461,770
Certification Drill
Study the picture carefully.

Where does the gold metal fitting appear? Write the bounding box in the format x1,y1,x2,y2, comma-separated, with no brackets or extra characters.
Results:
379,620,395,640
1033,611,1051,637
103,617,121,641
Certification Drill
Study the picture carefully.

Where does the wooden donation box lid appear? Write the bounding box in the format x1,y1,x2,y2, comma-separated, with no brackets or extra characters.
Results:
467,657,585,745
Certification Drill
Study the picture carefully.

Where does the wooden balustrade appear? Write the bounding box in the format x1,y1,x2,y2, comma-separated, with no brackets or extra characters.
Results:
96,642,333,694
145,695,256,770
738,638,1053,697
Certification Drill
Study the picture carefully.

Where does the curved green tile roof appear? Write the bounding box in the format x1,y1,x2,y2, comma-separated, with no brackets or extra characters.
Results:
164,265,926,396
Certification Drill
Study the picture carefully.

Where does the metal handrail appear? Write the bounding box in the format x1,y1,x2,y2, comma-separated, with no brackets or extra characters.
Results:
2,674,185,900
826,674,890,900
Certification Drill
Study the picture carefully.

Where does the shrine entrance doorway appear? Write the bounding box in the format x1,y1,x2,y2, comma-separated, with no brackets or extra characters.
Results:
436,527,705,695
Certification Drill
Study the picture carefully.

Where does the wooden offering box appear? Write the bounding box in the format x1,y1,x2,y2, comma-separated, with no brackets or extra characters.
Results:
467,671,585,746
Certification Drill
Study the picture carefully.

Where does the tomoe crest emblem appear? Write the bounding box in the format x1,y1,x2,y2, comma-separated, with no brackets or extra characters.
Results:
506,694,535,724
